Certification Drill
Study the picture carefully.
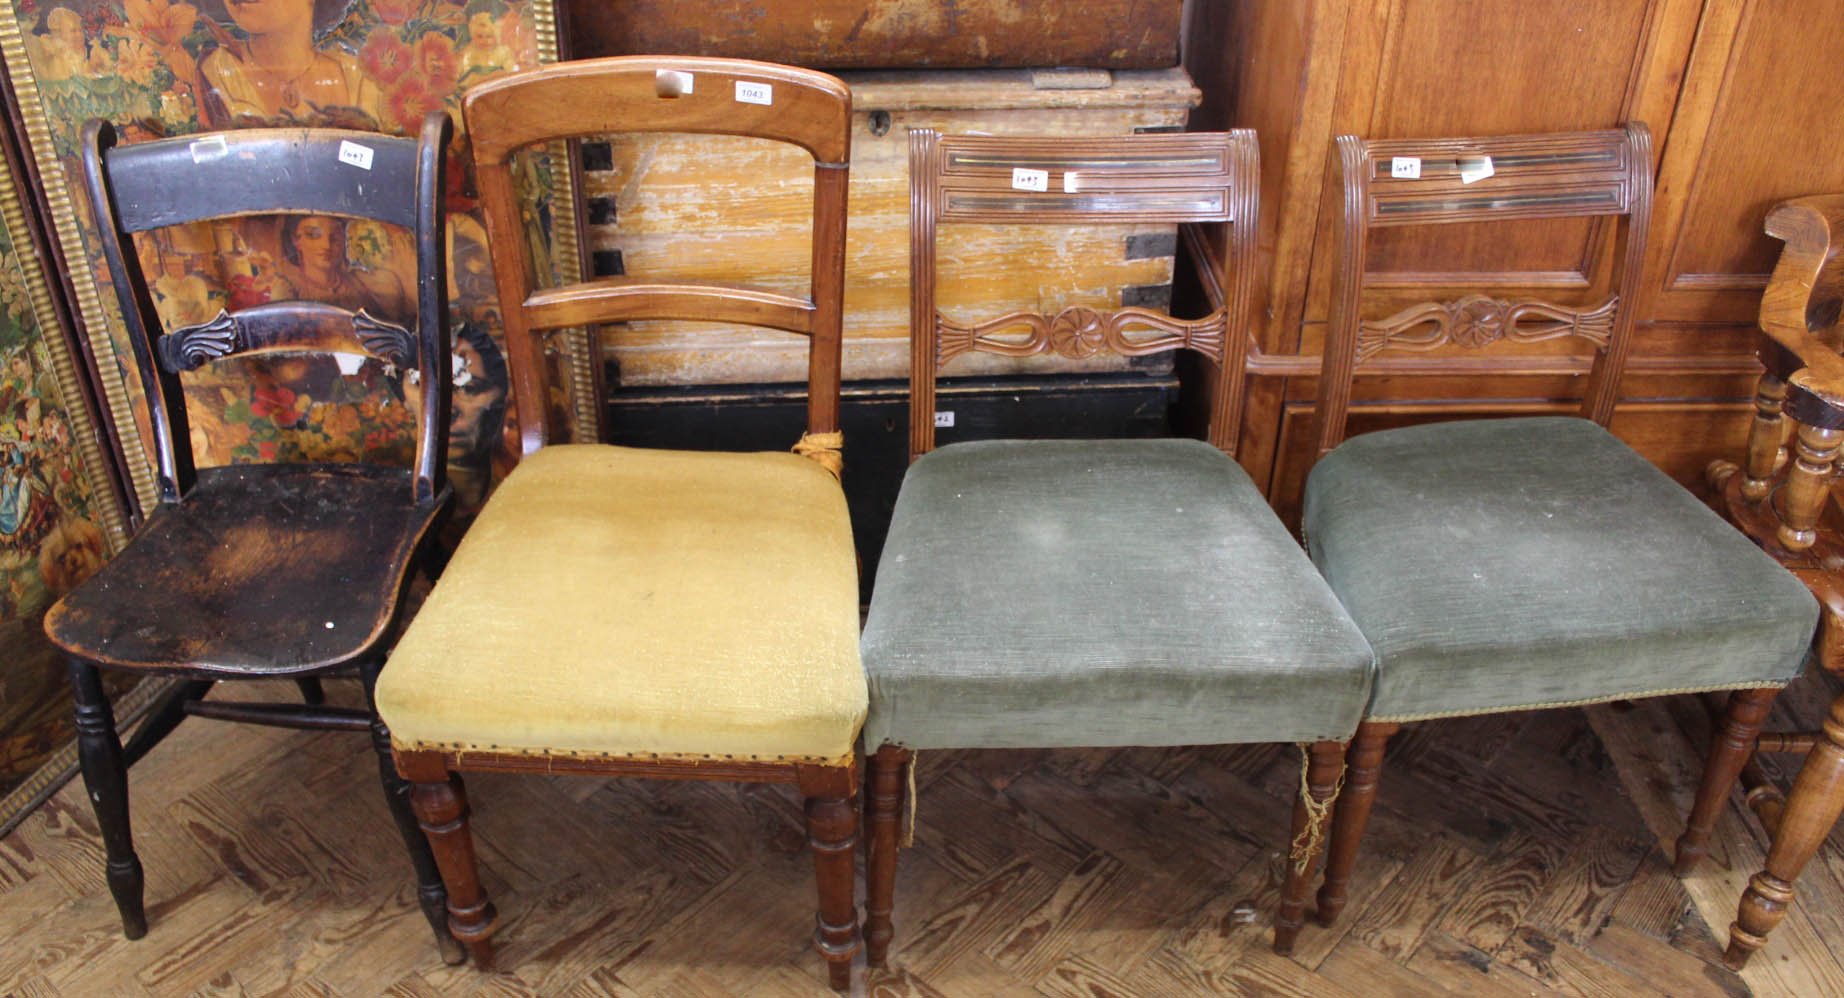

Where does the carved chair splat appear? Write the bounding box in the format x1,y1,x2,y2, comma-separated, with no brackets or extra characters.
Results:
1297,125,1821,947
1685,194,1844,969
372,57,863,991
44,114,461,962
861,128,1377,964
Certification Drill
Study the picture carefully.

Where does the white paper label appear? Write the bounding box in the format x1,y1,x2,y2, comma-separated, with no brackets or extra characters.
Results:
1389,156,1421,179
735,81,773,106
1063,172,1080,193
934,411,955,428
1011,167,1049,193
338,140,374,170
661,70,693,94
189,134,227,163
1459,155,1495,184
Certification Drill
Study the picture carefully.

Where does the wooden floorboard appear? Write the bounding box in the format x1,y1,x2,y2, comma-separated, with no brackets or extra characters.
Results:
2,678,1841,996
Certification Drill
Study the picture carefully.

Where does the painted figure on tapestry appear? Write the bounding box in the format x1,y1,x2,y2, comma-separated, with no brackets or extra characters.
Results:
0,217,108,806
197,0,384,126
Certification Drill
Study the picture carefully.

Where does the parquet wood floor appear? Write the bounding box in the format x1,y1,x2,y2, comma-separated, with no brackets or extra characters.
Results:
2,675,1841,997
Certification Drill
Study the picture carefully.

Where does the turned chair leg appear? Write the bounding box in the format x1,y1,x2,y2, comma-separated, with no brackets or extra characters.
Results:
798,764,860,992
398,754,497,969
864,745,910,968
358,661,463,965
1676,687,1780,875
1316,721,1398,927
68,658,146,939
1727,693,1844,969
1275,740,1346,955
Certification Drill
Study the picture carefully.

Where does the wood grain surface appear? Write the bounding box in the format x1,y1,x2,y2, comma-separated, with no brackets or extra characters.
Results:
4,677,1841,995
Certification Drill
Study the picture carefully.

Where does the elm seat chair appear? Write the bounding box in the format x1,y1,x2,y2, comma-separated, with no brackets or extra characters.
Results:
44,114,460,961
372,58,866,991
1298,125,1821,937
1692,194,1844,969
860,128,1378,965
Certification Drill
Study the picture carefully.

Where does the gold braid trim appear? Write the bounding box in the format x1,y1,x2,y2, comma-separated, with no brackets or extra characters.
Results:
1290,743,1345,875
794,430,845,479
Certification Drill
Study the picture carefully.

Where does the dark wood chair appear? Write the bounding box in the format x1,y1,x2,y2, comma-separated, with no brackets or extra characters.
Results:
859,128,1378,966
1298,126,1821,941
1689,194,1844,969
371,57,865,991
44,113,460,961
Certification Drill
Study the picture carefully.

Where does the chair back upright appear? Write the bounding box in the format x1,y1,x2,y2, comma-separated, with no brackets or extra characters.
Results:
463,56,853,458
907,128,1260,460
1314,124,1654,459
82,113,454,507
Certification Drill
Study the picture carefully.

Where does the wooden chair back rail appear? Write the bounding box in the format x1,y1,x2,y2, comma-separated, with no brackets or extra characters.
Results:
935,307,1226,365
99,128,425,232
907,127,1260,459
521,280,818,336
464,56,850,455
1314,123,1653,459
81,114,452,504
160,302,418,372
464,57,852,167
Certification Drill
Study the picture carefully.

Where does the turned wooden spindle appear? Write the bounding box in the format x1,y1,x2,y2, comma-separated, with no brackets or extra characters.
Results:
798,765,861,992
1777,421,1842,551
1676,688,1780,875
1728,695,1844,968
1742,371,1789,502
1315,722,1398,927
1274,740,1346,955
863,745,909,969
406,770,498,969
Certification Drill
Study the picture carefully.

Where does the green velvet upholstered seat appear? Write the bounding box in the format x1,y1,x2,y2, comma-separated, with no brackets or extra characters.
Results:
860,438,1377,751
1302,417,1818,722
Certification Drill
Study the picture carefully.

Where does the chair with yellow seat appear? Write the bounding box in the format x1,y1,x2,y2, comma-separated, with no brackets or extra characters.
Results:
373,57,865,990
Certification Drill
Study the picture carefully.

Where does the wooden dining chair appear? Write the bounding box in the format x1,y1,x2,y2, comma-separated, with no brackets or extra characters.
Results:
859,128,1378,966
1298,125,1820,940
372,58,865,990
45,113,460,961
1686,194,1844,969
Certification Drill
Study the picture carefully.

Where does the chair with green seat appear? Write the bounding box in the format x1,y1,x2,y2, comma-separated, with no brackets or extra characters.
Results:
859,127,1378,965
372,57,866,990
1298,124,1821,938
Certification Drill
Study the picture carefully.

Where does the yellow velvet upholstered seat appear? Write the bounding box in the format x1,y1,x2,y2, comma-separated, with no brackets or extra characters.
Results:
376,443,866,765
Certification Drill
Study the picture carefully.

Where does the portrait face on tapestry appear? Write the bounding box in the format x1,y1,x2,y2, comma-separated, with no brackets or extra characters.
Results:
11,0,562,512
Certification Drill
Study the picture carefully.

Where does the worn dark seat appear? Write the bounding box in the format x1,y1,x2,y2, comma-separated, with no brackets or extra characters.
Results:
859,128,1377,964
44,114,460,961
1297,125,1820,940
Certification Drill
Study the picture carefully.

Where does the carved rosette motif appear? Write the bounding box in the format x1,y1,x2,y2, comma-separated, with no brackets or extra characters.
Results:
936,305,1228,365
1355,294,1617,361
1046,306,1108,358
